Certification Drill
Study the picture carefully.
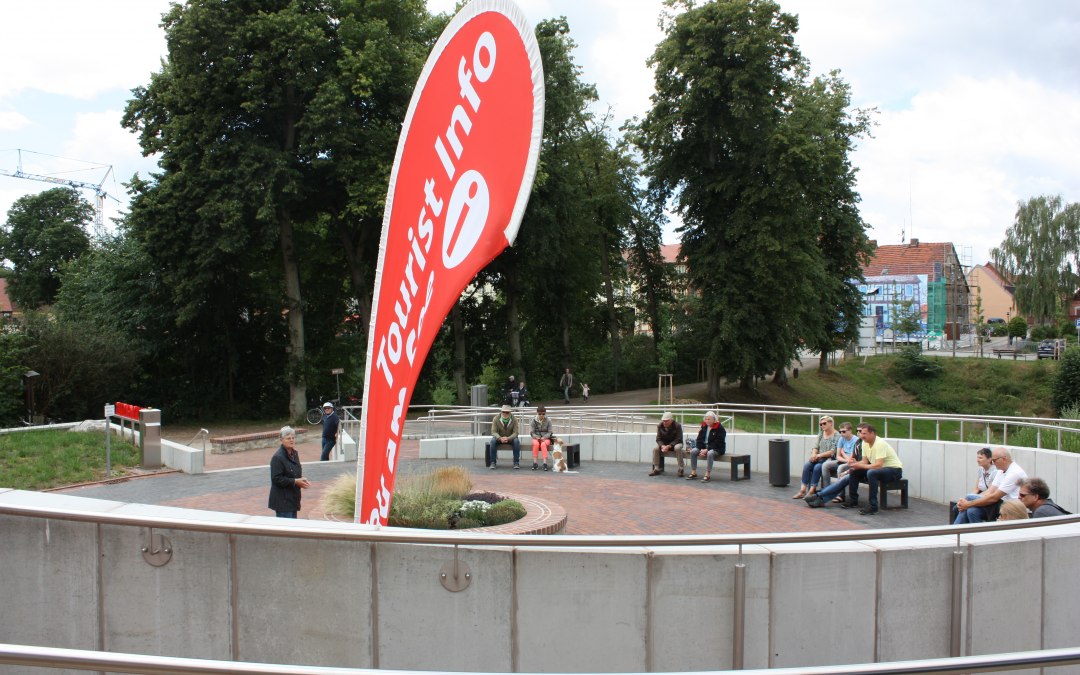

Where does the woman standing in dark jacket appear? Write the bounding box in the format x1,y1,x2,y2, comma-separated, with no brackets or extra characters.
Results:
688,410,726,483
268,426,310,518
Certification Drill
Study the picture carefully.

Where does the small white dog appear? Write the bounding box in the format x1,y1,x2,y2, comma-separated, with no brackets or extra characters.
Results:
551,440,569,473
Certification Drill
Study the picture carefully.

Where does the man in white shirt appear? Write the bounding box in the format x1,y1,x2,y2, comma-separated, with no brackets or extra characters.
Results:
954,448,1027,524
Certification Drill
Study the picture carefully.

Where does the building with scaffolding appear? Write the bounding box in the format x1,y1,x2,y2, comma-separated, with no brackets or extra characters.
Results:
860,239,970,344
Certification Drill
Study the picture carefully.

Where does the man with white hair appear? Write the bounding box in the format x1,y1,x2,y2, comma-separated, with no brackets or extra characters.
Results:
649,411,685,477
954,447,1027,524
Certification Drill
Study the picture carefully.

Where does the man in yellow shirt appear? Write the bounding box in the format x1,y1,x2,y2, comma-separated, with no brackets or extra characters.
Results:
845,422,903,515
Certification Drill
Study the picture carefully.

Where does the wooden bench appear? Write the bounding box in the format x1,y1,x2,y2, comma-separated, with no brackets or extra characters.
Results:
210,428,307,454
992,348,1020,360
879,478,909,509
484,439,520,467
718,454,751,481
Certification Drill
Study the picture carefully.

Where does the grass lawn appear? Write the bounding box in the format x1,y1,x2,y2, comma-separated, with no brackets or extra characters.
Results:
0,429,142,490
678,354,1072,450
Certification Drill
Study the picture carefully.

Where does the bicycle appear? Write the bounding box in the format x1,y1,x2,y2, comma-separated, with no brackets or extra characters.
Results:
305,399,341,425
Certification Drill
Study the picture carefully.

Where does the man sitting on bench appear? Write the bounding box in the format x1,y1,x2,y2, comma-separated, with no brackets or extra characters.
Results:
648,411,685,477
487,404,521,470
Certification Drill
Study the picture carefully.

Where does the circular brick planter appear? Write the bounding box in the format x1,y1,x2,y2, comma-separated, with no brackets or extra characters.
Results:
458,492,566,535
322,492,566,534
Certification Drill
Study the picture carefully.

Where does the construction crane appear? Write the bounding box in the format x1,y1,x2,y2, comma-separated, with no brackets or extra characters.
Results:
0,149,119,237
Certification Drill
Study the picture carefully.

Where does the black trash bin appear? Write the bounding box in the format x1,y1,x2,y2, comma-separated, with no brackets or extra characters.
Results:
769,438,790,487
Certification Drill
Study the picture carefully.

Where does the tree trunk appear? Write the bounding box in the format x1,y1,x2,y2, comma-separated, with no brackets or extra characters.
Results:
280,210,307,420
561,312,572,371
279,87,306,421
506,291,523,376
818,350,829,372
599,236,621,389
452,304,468,405
337,222,373,331
772,367,788,386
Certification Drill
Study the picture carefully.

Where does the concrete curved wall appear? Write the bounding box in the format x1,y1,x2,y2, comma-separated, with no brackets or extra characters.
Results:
419,432,1080,513
2,432,1079,673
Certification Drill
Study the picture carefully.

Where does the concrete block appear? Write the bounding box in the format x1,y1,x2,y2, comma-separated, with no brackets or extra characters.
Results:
0,515,100,651
1043,528,1080,659
162,439,204,474
99,524,232,660
917,441,945,503
1010,446,1038,480
966,535,1043,657
764,542,877,667
516,548,648,673
417,437,446,459
340,429,357,462
565,434,593,461
869,539,957,661
235,535,373,667
615,433,647,463
895,438,922,499
648,546,771,670
446,436,477,460
593,433,617,462
1052,451,1079,515
942,442,973,507
376,543,512,671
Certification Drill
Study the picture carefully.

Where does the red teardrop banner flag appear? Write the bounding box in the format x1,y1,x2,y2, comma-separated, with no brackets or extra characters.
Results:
356,0,544,525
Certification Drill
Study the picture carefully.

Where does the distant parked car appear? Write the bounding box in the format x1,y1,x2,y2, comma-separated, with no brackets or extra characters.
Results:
987,317,1006,325
1037,339,1065,359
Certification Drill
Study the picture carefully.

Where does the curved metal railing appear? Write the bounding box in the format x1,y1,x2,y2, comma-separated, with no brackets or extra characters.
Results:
402,403,1080,453
2,642,1080,674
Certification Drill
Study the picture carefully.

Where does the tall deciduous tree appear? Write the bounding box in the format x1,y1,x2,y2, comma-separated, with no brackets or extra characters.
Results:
122,0,432,419
0,187,92,309
992,195,1080,324
638,0,868,395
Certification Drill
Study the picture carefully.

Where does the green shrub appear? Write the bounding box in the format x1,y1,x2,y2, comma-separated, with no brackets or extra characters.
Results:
486,500,526,525
891,346,943,379
1052,346,1080,414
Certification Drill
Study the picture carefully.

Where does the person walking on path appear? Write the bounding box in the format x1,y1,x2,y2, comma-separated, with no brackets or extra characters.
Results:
268,426,311,518
320,402,339,461
560,368,574,404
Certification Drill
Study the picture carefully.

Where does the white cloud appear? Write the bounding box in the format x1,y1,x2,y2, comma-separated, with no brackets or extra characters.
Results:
3,0,1078,266
854,73,1080,263
0,110,30,131
0,1,171,102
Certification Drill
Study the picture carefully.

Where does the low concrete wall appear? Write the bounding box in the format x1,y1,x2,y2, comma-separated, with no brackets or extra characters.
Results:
420,432,1080,514
1,488,1079,672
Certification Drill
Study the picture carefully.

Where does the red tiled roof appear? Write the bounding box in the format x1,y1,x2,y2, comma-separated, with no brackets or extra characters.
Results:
863,240,956,279
659,243,681,264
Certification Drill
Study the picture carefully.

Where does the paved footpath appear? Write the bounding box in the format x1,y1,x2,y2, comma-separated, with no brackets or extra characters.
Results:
56,434,947,534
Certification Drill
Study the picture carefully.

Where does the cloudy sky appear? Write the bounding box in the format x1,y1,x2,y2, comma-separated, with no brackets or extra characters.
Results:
1,0,1077,266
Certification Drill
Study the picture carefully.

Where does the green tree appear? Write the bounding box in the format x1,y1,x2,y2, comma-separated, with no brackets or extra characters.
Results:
1008,315,1028,342
0,187,92,309
891,298,923,346
992,195,1080,324
1052,346,1080,414
484,17,602,387
20,311,137,421
0,321,30,425
637,0,867,394
122,0,434,418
